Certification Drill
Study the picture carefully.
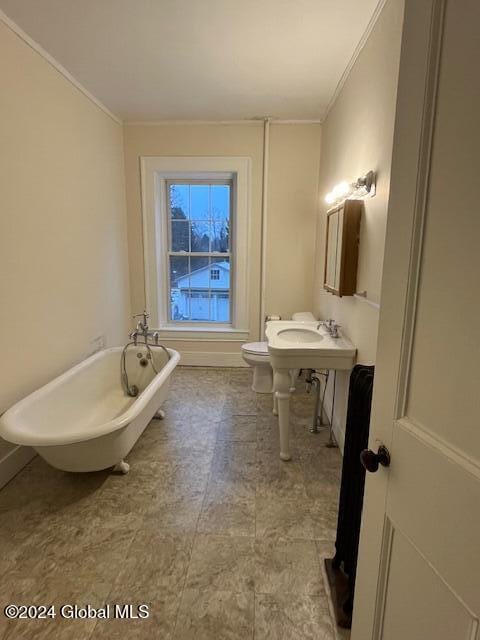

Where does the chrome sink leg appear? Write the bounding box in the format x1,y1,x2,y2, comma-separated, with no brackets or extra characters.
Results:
310,374,322,434
309,370,329,434
326,370,338,448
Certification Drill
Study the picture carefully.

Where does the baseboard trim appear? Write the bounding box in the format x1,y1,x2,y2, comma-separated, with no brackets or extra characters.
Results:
0,445,36,490
178,351,247,367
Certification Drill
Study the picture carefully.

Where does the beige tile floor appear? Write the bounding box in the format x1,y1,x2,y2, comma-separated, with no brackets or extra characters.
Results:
0,367,348,640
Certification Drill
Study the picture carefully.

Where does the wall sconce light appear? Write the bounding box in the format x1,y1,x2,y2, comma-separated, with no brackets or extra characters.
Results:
325,170,376,205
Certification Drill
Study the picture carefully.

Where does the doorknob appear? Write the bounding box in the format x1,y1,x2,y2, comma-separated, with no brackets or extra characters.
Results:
360,445,391,473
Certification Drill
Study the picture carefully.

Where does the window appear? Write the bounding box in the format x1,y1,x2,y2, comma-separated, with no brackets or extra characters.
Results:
168,180,232,323
141,156,250,338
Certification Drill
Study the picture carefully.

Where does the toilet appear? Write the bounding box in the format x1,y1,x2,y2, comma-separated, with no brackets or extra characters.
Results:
240,341,272,393
241,312,316,393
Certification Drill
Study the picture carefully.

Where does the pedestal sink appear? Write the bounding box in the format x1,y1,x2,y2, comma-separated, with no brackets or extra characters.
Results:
266,320,356,460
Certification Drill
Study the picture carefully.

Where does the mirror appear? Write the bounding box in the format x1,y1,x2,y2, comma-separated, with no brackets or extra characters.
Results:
324,199,361,297
325,209,339,289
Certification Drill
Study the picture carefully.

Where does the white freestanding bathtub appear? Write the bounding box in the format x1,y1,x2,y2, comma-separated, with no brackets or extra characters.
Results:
0,346,180,473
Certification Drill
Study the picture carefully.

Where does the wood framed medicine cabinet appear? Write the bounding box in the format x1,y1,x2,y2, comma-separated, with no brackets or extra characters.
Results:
323,199,361,297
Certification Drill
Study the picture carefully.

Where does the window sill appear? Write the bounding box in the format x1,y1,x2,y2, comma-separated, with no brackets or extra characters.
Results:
155,325,250,342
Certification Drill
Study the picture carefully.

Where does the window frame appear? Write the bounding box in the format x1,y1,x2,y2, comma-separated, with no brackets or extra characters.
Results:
141,156,251,340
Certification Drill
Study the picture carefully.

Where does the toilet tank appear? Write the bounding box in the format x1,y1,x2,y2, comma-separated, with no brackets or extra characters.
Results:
291,311,316,321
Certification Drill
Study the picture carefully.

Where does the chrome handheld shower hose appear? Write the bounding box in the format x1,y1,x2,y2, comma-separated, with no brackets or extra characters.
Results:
121,341,171,398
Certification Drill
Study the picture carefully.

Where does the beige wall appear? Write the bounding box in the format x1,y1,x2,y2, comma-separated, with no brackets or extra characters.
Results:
312,0,404,448
123,122,321,359
0,21,130,458
266,125,321,320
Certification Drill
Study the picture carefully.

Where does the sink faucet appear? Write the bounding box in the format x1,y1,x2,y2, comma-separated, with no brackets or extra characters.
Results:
330,323,341,339
317,319,341,338
317,319,334,331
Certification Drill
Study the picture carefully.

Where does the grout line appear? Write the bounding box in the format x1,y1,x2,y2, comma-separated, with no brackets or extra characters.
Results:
89,484,150,638
171,414,219,635
175,370,256,634
253,386,260,640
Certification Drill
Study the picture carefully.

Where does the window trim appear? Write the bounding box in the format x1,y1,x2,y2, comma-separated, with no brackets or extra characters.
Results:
141,156,251,339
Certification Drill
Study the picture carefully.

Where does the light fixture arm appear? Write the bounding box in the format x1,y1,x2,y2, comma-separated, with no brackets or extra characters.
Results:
354,170,376,194
324,170,376,205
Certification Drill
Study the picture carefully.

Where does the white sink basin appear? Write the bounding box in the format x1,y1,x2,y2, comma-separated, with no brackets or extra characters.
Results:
266,320,356,370
277,328,324,343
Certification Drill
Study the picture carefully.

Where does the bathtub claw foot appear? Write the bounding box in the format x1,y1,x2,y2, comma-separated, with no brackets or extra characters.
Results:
153,409,165,420
112,460,130,475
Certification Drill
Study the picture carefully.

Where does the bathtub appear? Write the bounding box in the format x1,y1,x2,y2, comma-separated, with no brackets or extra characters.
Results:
0,346,180,473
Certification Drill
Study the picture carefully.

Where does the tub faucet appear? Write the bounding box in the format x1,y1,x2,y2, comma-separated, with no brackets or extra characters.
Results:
133,311,150,342
133,311,149,328
130,311,162,346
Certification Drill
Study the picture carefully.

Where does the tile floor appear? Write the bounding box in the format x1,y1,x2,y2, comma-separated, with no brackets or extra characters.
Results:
0,367,347,640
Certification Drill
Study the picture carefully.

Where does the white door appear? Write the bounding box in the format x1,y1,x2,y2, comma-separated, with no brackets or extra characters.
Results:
352,1,480,638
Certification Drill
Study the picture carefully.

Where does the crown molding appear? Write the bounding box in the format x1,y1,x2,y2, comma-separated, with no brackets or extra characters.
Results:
274,119,322,125
0,9,122,125
124,119,321,126
321,0,389,123
125,120,262,126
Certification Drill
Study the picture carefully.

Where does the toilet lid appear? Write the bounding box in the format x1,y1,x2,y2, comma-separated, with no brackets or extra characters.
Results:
241,341,269,356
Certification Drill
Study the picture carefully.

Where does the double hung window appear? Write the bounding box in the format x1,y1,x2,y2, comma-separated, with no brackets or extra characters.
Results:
167,180,232,324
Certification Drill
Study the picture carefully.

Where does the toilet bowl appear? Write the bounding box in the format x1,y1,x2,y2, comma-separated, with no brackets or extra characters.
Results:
241,341,272,393
241,312,315,394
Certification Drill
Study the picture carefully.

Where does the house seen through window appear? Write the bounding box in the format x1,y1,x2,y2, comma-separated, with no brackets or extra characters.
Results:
168,180,232,323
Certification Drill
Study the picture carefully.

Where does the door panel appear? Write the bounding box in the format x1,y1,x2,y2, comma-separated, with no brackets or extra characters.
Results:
381,527,476,640
386,422,480,612
405,0,480,456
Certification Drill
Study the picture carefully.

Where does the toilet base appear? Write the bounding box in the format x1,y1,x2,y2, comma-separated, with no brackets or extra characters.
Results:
252,365,273,394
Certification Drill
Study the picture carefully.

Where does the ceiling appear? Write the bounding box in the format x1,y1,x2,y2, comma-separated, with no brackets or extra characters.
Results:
0,0,380,122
